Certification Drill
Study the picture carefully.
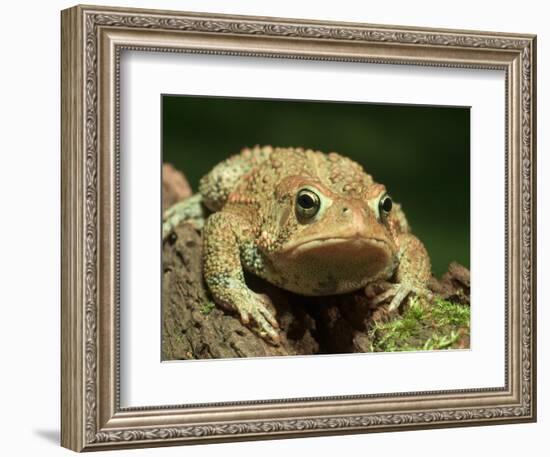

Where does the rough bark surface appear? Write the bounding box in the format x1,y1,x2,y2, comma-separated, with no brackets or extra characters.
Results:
429,262,470,305
161,164,471,360
162,163,192,211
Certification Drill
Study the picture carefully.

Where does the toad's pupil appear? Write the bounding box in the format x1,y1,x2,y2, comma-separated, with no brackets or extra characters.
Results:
381,196,392,212
298,194,315,209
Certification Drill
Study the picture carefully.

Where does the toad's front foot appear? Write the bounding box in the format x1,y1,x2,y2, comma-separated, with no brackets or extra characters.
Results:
368,232,432,312
368,280,433,311
203,211,281,345
235,291,280,345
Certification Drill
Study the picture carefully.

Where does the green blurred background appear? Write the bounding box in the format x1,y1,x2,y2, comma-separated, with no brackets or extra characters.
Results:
162,95,470,277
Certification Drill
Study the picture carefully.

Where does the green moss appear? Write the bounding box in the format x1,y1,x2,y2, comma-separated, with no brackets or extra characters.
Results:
369,297,470,352
431,298,470,327
200,301,216,315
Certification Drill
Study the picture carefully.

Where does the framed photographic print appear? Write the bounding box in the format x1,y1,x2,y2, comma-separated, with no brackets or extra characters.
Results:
61,4,537,451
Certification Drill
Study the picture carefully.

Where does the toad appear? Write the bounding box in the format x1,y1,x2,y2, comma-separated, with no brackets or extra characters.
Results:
192,145,432,344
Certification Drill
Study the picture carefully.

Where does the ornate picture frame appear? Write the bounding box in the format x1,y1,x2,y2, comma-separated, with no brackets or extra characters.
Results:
61,4,536,451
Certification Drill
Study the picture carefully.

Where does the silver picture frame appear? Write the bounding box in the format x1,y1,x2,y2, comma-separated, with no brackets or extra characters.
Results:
61,4,536,451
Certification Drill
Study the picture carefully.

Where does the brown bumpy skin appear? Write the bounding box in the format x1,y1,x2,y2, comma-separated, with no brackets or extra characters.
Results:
197,146,432,344
203,212,280,342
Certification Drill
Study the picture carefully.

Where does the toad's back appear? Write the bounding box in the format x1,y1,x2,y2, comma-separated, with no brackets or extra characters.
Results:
199,145,375,212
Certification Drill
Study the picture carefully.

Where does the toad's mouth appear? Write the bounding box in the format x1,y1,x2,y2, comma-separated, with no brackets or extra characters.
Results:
284,236,390,254
279,236,395,270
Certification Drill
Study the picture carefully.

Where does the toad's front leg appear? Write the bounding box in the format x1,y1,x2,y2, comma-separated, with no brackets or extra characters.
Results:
203,212,280,344
370,233,432,311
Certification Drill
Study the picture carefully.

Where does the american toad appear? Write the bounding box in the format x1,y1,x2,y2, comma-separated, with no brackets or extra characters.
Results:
194,146,432,344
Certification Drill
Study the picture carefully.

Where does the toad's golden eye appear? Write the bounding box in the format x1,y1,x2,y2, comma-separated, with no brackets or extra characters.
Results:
296,188,321,220
379,194,393,216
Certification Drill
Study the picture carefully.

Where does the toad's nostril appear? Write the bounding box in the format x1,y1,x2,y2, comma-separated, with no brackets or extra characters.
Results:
343,207,350,214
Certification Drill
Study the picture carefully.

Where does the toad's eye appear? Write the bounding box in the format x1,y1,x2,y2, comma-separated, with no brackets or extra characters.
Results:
296,189,321,220
379,194,393,216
